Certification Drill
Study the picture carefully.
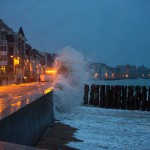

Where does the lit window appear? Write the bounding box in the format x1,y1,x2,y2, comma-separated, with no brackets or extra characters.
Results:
0,66,6,74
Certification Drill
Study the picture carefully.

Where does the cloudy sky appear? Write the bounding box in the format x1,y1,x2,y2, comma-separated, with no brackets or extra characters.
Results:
0,0,150,67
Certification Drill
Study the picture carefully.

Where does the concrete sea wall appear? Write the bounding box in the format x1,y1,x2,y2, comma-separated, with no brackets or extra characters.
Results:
0,91,54,146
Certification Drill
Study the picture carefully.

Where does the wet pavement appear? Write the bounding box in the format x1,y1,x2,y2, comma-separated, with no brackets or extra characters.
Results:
0,82,52,120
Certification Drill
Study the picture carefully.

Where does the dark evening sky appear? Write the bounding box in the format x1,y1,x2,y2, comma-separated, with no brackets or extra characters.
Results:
0,0,150,67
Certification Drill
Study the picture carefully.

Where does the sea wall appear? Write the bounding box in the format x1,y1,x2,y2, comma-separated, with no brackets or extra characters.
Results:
0,91,54,146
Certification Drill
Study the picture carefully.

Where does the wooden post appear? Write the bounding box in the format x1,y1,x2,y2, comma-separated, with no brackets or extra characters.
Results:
83,84,90,104
135,86,141,110
89,84,95,105
141,86,147,111
131,86,135,110
121,86,127,109
105,85,111,108
147,87,150,111
100,85,105,108
111,86,117,109
93,85,100,106
127,86,134,110
116,86,121,109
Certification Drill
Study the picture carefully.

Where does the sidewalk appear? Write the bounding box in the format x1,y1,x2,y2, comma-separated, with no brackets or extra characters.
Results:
0,82,49,120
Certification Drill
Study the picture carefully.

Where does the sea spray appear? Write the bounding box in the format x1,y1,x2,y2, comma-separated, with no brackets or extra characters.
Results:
52,47,88,114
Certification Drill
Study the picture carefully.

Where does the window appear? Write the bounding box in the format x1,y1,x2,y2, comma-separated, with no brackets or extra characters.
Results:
1,36,5,40
0,55,7,61
3,55,7,61
3,46,7,51
0,66,6,74
0,55,3,61
0,46,3,51
0,46,7,51
9,46,13,54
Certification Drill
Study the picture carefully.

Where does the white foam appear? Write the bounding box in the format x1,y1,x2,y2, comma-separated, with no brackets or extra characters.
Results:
52,47,88,113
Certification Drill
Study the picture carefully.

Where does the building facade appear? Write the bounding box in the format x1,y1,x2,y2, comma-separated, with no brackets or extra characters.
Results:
0,19,51,84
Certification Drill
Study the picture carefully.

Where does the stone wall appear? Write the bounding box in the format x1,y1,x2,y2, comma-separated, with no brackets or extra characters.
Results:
0,91,54,146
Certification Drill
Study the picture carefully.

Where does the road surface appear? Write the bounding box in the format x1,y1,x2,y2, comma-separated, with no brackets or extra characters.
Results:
0,82,52,120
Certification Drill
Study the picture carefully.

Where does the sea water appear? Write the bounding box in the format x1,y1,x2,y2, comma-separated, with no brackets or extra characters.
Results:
88,78,150,87
52,48,150,150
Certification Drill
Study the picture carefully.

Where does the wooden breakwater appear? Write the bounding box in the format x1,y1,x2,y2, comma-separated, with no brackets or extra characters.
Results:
83,84,150,111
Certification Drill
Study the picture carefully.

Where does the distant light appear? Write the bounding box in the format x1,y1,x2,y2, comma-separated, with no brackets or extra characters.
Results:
105,72,108,78
125,74,129,78
10,55,13,58
45,69,57,74
95,72,98,78
112,73,115,78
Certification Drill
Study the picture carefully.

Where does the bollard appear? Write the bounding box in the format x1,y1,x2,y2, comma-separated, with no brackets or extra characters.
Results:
83,84,90,104
89,84,95,105
100,85,105,108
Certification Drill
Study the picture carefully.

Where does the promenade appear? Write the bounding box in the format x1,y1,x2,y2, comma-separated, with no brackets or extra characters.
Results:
0,82,52,120
0,82,80,150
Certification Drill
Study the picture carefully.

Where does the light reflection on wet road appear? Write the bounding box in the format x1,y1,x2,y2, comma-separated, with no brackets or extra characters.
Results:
0,82,52,120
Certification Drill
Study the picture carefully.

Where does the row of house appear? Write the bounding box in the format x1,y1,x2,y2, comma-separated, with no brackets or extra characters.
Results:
0,19,56,84
87,62,150,80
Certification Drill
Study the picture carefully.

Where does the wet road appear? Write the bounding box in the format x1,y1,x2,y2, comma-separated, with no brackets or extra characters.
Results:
0,82,52,120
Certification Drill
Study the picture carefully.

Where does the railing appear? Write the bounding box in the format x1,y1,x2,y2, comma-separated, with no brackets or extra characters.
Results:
83,84,150,111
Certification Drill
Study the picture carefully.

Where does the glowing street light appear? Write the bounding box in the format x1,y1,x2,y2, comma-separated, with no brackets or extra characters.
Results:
45,69,57,74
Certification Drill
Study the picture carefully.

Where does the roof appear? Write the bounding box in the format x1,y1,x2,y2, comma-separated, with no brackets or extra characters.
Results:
0,19,14,33
18,27,25,37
